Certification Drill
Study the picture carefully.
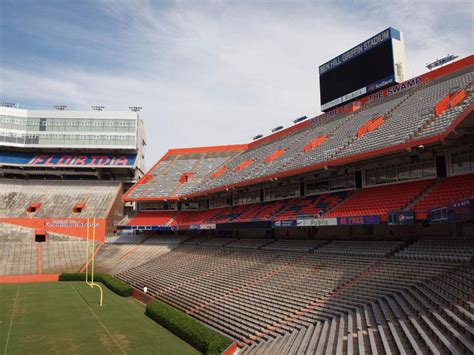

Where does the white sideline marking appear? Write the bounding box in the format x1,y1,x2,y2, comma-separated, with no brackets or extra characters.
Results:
71,285,126,355
3,286,20,355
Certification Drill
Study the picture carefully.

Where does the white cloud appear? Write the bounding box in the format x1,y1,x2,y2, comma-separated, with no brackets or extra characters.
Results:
1,0,472,168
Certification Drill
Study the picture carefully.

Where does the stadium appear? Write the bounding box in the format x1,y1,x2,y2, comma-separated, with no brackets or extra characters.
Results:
1,15,473,355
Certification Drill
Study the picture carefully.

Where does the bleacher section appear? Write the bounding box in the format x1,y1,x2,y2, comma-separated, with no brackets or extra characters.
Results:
143,235,190,244
413,173,474,213
0,179,121,218
273,192,349,220
0,222,37,240
325,179,433,218
126,211,176,227
339,69,473,158
124,65,473,201
199,237,236,247
261,239,327,253
183,235,212,245
226,238,273,249
94,243,176,275
108,234,149,244
116,239,474,354
41,241,92,274
186,97,406,193
396,239,474,262
174,209,224,226
127,149,243,199
124,190,350,228
0,235,94,276
123,173,474,227
313,240,404,257
0,241,38,275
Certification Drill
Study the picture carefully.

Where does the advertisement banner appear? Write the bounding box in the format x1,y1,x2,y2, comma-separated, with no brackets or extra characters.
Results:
338,215,380,225
321,74,396,111
199,223,216,230
297,218,338,227
135,225,173,231
217,221,272,230
29,154,136,167
450,199,473,221
388,211,415,225
430,198,473,222
272,220,298,228
0,151,136,167
0,217,107,241
367,75,395,92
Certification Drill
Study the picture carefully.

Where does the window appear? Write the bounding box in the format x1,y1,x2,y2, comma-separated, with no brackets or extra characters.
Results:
234,190,260,205
306,173,355,195
452,151,470,174
376,169,387,184
398,164,410,181
410,162,422,179
366,170,376,186
365,157,435,186
209,195,232,208
386,166,398,183
264,183,299,201
422,159,436,177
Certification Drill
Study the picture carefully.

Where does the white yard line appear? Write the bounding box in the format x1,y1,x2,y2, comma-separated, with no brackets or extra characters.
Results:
3,286,20,355
71,285,126,355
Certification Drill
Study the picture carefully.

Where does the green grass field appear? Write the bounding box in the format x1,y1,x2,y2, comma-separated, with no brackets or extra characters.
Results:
0,282,199,354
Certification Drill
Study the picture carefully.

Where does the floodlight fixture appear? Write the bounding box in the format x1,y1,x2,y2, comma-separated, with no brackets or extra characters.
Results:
1,102,17,108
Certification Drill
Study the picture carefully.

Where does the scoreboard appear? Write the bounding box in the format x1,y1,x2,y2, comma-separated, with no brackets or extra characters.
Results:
319,27,406,111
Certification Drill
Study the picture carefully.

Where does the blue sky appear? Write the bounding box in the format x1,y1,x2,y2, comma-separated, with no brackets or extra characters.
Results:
1,0,472,167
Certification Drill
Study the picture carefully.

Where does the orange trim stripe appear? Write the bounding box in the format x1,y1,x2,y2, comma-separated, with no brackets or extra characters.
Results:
0,274,59,284
168,144,248,155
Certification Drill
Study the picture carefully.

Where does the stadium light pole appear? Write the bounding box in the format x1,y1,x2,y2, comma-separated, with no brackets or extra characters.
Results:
53,105,67,110
129,106,142,112
91,105,105,111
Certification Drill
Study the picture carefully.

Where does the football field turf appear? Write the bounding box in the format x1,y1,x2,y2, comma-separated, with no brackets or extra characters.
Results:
0,281,199,354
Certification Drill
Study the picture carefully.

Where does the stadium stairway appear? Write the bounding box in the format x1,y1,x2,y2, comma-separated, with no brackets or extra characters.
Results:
403,178,442,212
320,190,355,217
162,155,179,176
